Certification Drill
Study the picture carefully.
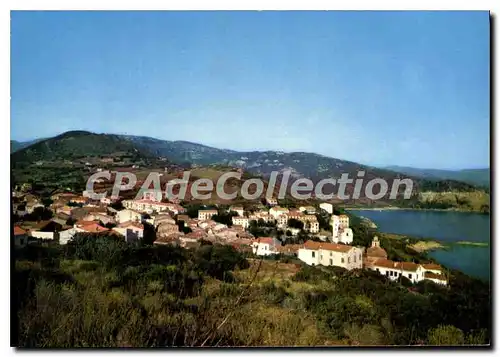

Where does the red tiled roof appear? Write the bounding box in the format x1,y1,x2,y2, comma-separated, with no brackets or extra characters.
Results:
14,226,26,235
76,220,97,227
422,263,442,271
424,271,447,281
254,237,276,245
303,240,353,253
79,223,109,233
119,221,144,230
372,259,420,272
277,244,301,253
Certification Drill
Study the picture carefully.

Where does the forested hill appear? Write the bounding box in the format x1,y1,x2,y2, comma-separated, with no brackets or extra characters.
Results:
11,131,155,167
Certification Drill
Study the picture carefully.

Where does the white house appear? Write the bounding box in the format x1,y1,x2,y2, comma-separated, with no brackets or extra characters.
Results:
319,202,333,214
265,197,278,206
339,214,350,229
299,206,316,214
301,215,320,234
331,215,341,238
369,259,426,284
116,209,143,224
232,216,250,229
198,209,218,220
229,205,244,217
59,227,78,245
297,240,364,270
269,206,289,219
113,221,144,242
333,227,353,245
368,258,448,286
251,237,281,256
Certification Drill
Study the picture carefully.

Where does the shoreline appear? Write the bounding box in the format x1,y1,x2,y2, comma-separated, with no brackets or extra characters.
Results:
344,207,489,214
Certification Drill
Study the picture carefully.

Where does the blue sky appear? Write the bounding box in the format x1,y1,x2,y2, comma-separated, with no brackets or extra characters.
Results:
11,11,490,169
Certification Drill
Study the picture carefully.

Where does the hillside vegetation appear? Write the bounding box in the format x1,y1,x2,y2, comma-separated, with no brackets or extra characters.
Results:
11,132,489,211
14,234,490,347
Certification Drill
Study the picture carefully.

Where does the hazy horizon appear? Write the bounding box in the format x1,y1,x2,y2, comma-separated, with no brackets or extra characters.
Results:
11,11,490,170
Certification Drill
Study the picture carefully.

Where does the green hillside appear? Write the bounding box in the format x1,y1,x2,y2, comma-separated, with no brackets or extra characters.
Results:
384,166,490,188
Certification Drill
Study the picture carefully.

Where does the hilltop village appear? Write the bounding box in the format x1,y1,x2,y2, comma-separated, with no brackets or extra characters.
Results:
12,186,447,286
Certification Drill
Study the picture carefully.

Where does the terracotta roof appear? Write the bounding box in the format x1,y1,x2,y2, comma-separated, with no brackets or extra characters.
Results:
303,240,353,253
79,223,109,233
14,226,26,235
118,221,144,230
422,263,442,271
185,231,207,239
366,246,388,258
254,237,277,245
199,209,218,213
277,244,301,253
424,271,447,281
76,220,96,227
372,259,420,272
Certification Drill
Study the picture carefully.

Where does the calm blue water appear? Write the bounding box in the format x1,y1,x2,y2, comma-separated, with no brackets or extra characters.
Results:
349,210,491,281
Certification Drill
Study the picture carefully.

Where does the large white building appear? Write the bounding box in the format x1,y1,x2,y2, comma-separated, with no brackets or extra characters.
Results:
297,240,364,270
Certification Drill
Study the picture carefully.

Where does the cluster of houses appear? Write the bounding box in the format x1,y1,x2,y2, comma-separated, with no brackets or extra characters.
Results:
12,189,448,286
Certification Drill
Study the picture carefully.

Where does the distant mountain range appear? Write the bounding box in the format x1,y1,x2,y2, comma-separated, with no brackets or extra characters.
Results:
11,132,481,195
383,166,490,188
11,138,46,152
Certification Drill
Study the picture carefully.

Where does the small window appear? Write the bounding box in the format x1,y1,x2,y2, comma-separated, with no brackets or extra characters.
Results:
341,258,344,263
329,259,333,265
330,252,332,256
354,256,356,262
376,268,380,272
312,251,315,258
347,257,350,263
409,273,412,279
386,271,389,276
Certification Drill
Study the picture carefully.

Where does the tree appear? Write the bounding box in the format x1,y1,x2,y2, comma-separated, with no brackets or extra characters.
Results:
427,325,465,346
288,218,304,230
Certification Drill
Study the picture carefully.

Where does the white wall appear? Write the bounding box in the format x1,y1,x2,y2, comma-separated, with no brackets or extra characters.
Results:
320,203,333,214
425,277,447,286
116,209,142,223
252,242,279,256
370,266,425,284
30,231,55,240
298,248,320,266
59,228,78,245
298,247,363,270
339,228,353,245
